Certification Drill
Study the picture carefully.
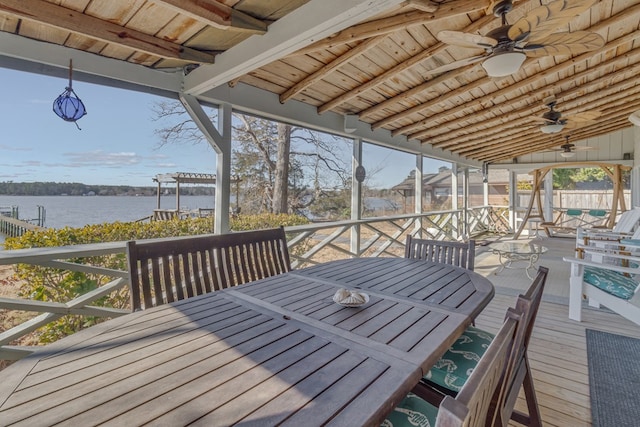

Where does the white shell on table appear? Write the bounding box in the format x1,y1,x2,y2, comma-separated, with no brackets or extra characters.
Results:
334,288,351,301
333,289,369,307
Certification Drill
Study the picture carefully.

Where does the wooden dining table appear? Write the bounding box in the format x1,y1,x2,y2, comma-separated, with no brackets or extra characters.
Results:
0,257,494,426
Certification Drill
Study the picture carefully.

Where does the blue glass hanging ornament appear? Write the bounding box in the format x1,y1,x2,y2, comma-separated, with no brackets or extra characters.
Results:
53,59,87,130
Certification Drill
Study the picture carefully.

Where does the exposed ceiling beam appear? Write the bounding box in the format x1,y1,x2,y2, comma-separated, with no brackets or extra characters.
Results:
389,5,640,137
464,101,640,161
197,82,482,168
488,118,635,162
0,32,182,94
183,0,406,96
279,36,383,103
427,55,640,148
0,0,215,63
405,0,489,15
153,0,267,33
454,86,640,157
402,0,439,13
291,0,490,56
316,7,506,114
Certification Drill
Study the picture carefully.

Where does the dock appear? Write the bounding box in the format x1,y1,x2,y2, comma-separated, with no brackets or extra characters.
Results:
0,206,46,238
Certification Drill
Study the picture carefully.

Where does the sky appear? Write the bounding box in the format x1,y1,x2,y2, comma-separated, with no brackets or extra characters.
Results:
0,67,448,188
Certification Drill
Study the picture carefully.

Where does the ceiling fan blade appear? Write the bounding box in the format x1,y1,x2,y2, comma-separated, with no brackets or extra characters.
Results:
566,110,603,122
564,119,598,129
572,146,597,151
425,55,486,75
523,32,605,58
530,116,554,122
508,0,597,43
437,31,497,49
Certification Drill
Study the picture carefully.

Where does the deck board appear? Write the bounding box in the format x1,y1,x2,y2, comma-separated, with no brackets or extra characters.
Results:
475,293,640,427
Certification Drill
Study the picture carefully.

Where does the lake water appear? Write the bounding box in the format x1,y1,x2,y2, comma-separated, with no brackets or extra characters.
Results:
0,195,216,229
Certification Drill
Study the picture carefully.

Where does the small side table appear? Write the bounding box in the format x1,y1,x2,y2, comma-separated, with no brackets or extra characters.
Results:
492,241,548,280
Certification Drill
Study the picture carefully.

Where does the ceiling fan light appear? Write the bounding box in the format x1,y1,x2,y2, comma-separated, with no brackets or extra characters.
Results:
481,52,526,77
540,123,565,133
560,151,575,158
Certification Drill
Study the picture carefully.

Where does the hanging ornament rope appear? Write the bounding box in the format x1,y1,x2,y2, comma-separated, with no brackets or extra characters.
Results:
53,59,87,130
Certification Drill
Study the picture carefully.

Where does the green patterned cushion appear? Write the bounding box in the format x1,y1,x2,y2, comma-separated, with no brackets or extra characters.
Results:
382,393,438,427
422,325,495,392
584,266,638,300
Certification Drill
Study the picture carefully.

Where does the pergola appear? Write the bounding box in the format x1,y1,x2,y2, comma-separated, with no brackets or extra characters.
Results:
153,172,217,211
1,0,639,232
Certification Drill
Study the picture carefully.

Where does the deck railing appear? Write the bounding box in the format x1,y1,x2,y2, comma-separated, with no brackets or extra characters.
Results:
0,206,509,361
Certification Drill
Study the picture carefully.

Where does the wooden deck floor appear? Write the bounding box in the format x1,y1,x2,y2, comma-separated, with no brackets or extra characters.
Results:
473,236,640,426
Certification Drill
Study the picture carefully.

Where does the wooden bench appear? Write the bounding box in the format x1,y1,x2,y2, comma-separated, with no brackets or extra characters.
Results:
126,227,291,311
564,248,640,326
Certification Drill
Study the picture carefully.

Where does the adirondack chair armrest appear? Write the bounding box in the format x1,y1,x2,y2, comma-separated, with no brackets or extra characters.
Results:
581,230,635,240
581,247,640,262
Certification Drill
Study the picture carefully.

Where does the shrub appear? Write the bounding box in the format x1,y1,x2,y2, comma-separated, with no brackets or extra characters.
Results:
4,213,308,343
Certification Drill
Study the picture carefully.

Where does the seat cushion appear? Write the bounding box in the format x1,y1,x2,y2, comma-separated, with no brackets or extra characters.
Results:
382,393,437,427
584,266,638,300
422,325,495,392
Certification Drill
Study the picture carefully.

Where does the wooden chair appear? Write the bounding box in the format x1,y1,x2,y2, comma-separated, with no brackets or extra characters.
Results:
418,266,549,427
405,236,476,271
384,315,519,427
127,227,291,311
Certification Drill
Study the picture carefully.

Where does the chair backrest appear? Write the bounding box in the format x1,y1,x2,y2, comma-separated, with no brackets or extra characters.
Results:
494,266,549,427
405,236,476,271
435,315,519,427
613,208,640,232
127,227,291,311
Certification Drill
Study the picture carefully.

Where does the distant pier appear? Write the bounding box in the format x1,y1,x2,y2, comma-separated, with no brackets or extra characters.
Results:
0,205,46,238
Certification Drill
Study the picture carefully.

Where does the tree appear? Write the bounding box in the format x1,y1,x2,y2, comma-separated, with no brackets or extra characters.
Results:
152,102,350,214
553,168,577,189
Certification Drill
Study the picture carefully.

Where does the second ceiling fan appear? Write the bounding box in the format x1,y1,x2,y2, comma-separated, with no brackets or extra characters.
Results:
431,0,605,77
542,135,597,158
533,96,602,133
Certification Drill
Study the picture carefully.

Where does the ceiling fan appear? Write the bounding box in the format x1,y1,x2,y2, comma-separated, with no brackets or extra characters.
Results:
430,0,604,77
533,96,602,133
543,135,596,158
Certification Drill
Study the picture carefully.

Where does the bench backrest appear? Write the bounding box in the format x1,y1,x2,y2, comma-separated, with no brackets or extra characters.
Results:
405,236,476,271
127,227,291,311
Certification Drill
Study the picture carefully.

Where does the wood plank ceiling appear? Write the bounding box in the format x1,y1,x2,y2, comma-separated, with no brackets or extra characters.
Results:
0,0,638,165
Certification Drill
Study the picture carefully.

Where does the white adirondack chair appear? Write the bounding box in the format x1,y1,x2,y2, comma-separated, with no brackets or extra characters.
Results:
576,208,640,246
564,248,640,326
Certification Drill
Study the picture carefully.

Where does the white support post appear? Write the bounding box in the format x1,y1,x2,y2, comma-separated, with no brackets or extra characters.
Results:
544,172,553,222
451,164,459,240
415,154,423,237
462,167,469,239
568,261,584,322
632,126,640,207
179,94,232,234
350,138,363,257
509,171,518,232
483,179,489,206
